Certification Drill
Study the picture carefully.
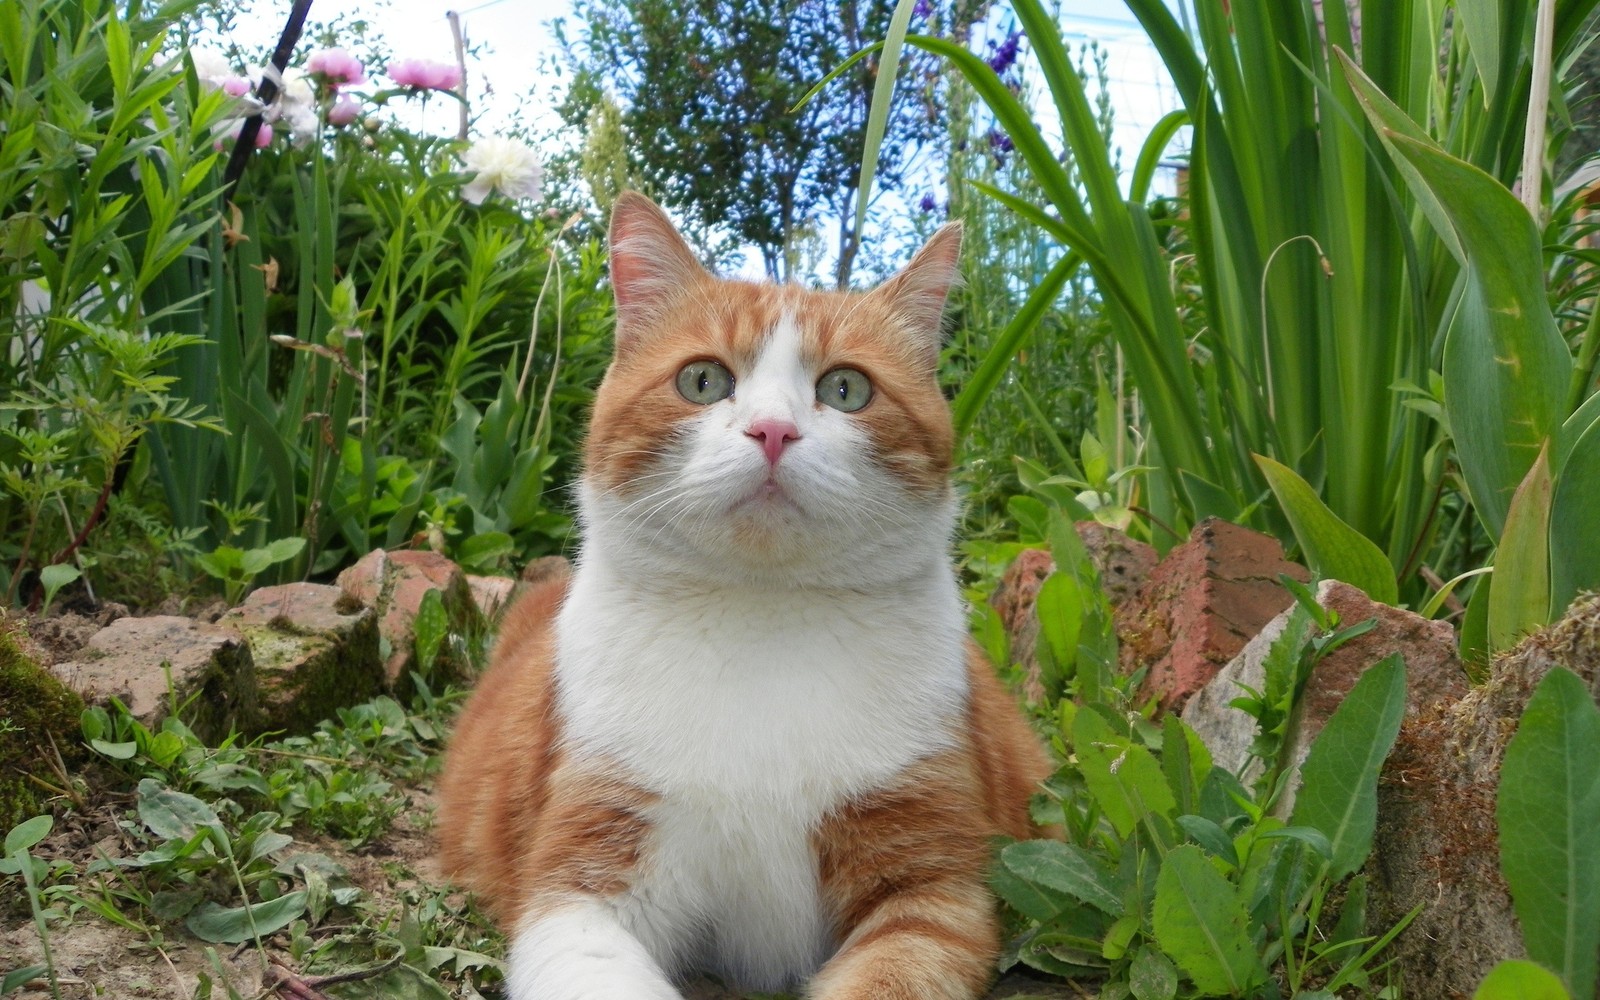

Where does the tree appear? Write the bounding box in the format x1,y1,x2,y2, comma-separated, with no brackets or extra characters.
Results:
559,0,971,287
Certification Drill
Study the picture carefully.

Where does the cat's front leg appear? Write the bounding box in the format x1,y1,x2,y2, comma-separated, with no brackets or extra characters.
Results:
807,754,1001,1000
506,897,684,1000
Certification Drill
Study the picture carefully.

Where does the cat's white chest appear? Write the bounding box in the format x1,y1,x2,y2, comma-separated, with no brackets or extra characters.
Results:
550,555,969,987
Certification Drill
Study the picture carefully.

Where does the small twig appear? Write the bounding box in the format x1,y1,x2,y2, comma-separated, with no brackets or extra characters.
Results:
263,947,406,999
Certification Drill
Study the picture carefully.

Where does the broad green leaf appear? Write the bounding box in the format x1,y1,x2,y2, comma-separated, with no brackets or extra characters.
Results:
4,816,51,855
1550,417,1600,619
1497,668,1600,1000
185,891,306,944
1129,943,1179,1000
1489,443,1552,652
264,536,306,563
1073,707,1176,838
991,864,1073,924
1034,572,1081,686
1151,845,1265,996
1383,134,1570,537
999,840,1122,916
1473,960,1573,1000
137,778,222,841
1289,654,1407,878
1254,454,1397,605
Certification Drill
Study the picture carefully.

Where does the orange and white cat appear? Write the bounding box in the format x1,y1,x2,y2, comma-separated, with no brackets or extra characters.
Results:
438,192,1052,1000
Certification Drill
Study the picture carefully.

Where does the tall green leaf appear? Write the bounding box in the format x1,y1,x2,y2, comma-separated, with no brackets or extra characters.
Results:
1152,845,1266,996
1550,418,1600,619
1497,668,1600,1000
1289,654,1407,879
1489,443,1553,652
1254,454,1398,604
1380,134,1571,537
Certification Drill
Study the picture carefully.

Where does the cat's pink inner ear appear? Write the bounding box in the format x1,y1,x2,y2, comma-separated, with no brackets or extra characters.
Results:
608,192,705,349
875,222,963,356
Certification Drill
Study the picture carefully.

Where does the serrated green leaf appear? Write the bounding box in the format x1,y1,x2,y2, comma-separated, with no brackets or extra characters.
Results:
1254,454,1396,604
1151,845,1265,996
1175,815,1239,869
1497,669,1600,1000
1073,708,1176,838
1289,654,1407,878
185,890,306,944
1000,839,1122,915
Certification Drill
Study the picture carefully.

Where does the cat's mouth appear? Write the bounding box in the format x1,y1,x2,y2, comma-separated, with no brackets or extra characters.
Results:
731,474,803,515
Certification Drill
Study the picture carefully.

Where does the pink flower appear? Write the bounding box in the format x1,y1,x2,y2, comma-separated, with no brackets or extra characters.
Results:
388,58,462,91
219,122,274,150
328,96,361,127
307,47,365,86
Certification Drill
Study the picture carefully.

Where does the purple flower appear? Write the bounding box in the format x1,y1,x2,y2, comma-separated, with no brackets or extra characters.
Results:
987,30,1022,76
918,192,937,213
307,47,365,86
388,58,462,91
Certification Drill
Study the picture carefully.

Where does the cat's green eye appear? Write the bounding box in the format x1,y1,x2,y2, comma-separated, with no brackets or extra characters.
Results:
676,360,734,404
816,368,872,412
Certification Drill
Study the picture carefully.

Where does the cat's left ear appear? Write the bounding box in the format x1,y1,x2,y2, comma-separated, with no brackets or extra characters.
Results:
871,222,963,362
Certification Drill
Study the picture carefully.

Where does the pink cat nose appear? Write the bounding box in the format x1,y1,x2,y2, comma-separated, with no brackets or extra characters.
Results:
746,419,800,466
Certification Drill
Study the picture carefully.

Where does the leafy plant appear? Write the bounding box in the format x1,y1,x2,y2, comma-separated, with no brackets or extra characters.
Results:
997,587,1415,997
193,537,307,605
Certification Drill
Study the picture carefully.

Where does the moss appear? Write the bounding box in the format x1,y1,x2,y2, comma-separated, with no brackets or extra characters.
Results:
0,622,85,829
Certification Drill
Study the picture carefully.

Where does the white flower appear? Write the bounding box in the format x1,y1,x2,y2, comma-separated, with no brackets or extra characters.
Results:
460,137,543,204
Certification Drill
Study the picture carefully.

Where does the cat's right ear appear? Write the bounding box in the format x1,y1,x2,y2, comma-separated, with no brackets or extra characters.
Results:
608,192,706,352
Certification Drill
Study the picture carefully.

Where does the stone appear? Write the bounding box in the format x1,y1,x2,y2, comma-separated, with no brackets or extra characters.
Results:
336,549,483,690
1366,593,1600,999
219,582,383,734
1181,578,1467,813
465,574,517,622
0,622,85,828
1115,517,1309,714
991,526,1157,705
50,615,256,744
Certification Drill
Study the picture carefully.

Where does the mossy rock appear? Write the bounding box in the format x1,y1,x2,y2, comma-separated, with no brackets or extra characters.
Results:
0,623,85,829
1367,592,1600,997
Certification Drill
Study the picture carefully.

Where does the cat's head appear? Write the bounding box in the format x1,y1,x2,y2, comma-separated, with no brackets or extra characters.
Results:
580,192,961,587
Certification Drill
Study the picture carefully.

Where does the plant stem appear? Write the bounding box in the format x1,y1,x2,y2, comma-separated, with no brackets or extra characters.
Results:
1521,0,1557,221
17,848,62,1000
1566,296,1600,414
